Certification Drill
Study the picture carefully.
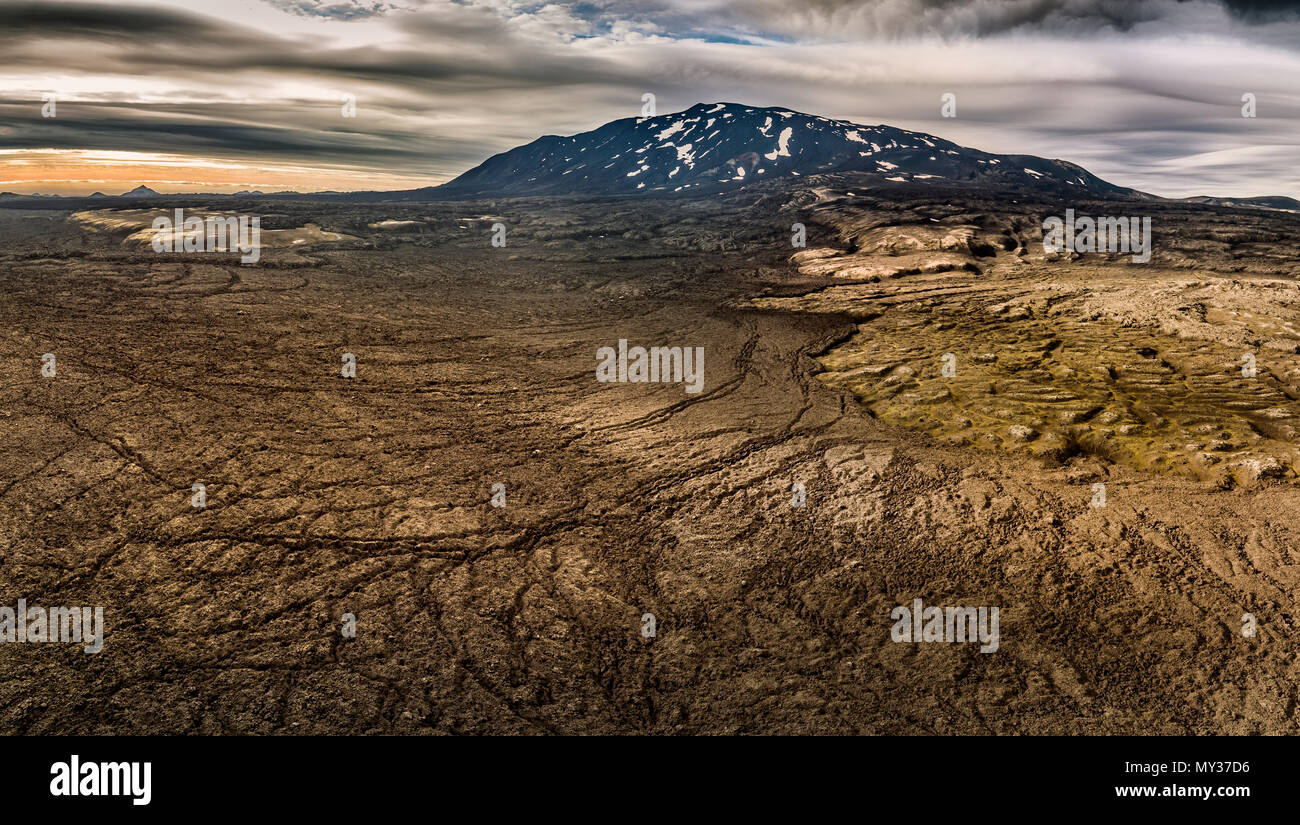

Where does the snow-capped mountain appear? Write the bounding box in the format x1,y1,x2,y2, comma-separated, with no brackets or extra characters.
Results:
431,102,1138,198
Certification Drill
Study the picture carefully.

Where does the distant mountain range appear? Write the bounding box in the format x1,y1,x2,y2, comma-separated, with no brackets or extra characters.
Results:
0,186,275,202
1181,195,1300,213
2,103,1298,208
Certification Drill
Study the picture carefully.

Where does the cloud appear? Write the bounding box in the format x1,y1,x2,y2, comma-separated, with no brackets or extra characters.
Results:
0,0,1297,197
611,0,1300,40
266,0,396,20
0,1,261,45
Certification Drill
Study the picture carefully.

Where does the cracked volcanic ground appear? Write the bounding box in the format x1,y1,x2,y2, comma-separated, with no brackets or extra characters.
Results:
2,181,1298,734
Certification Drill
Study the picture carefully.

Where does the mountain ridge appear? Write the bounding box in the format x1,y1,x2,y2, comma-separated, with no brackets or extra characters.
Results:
422,102,1147,200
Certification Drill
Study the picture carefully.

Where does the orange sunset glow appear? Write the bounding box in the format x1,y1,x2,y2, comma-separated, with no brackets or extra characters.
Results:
0,149,431,196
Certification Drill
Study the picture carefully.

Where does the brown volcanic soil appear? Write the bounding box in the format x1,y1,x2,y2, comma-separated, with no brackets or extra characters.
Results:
0,184,1297,734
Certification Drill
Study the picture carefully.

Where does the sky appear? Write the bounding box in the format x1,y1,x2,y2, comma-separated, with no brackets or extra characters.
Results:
1,0,1299,197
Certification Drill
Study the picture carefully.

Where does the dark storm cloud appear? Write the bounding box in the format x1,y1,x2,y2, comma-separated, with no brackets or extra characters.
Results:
1220,0,1300,19
0,1,259,45
0,105,410,160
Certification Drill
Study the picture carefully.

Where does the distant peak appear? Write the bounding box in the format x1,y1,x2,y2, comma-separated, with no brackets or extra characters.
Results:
432,101,1139,199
